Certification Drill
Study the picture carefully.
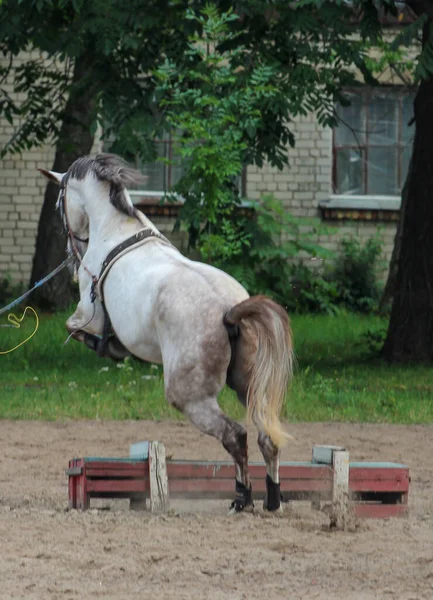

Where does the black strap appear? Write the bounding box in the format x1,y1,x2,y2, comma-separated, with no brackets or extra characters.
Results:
96,229,164,358
99,229,162,279
97,301,113,358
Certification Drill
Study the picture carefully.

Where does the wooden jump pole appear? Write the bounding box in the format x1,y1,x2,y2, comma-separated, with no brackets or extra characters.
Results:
66,442,409,524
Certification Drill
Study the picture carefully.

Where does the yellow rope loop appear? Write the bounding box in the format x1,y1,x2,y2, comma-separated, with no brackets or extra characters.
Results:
0,306,39,355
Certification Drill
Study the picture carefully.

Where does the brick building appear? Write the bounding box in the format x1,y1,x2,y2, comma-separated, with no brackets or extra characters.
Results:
0,51,415,286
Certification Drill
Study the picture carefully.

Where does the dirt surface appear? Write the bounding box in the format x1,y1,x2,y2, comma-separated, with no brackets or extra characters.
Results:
0,419,432,600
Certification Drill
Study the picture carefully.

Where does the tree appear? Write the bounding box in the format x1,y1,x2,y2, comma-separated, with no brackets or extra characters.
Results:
0,0,196,308
0,0,410,309
383,3,433,362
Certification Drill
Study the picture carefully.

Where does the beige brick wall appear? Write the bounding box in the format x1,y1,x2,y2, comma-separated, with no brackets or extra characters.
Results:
2,48,404,286
246,112,398,279
0,52,55,284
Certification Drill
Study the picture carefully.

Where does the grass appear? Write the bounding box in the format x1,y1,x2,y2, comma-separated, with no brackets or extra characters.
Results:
1,308,433,423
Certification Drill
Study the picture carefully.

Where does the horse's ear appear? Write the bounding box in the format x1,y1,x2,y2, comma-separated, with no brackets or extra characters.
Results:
38,168,65,185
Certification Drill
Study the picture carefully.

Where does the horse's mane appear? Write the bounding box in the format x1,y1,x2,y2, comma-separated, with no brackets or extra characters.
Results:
64,154,146,217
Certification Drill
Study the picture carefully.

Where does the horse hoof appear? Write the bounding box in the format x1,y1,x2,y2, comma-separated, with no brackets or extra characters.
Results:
228,500,254,515
263,498,283,513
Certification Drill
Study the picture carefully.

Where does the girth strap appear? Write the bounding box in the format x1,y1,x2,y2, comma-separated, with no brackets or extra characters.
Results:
100,228,163,281
95,227,172,358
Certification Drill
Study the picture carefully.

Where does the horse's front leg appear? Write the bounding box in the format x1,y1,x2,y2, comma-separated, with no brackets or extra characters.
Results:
66,298,131,361
66,297,104,343
174,397,253,513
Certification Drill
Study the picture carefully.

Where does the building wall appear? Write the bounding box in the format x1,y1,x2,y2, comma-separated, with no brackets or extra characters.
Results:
0,53,403,285
0,52,55,284
246,112,398,278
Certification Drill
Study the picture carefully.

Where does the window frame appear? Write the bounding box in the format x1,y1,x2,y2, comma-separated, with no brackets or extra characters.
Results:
332,86,415,202
119,131,247,204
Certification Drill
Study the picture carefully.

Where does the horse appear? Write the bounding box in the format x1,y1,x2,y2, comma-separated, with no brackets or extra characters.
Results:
39,153,294,513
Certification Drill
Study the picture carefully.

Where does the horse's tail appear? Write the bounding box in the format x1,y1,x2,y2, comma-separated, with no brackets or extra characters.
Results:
224,295,294,449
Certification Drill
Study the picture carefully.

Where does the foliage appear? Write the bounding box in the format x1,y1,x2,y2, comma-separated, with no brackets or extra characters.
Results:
291,265,340,315
153,3,390,251
0,1,415,165
360,327,388,354
155,5,292,246
198,194,337,311
0,275,24,306
332,234,384,313
0,0,196,157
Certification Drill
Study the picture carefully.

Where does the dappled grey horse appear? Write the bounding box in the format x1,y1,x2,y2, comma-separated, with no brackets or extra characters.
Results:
39,154,294,512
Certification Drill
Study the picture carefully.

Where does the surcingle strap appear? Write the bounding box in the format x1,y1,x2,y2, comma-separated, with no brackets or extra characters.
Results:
97,301,113,358
94,228,173,358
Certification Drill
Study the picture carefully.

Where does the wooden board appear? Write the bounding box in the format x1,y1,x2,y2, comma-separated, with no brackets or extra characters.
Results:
66,452,410,519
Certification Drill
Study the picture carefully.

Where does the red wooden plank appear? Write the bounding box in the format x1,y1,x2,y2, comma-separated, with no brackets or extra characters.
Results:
84,460,148,471
350,480,409,493
85,467,149,479
353,504,408,519
68,459,78,509
76,467,89,510
280,465,333,481
167,462,332,481
87,479,148,494
350,467,409,482
167,462,235,479
168,477,333,494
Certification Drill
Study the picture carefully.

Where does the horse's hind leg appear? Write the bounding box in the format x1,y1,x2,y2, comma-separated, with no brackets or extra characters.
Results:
257,432,282,512
182,397,253,513
229,378,282,512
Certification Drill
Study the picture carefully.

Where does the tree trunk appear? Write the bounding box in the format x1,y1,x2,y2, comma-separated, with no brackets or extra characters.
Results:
379,156,412,313
29,56,97,310
382,72,433,362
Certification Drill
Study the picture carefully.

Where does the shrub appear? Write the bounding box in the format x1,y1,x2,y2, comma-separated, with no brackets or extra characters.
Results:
332,234,384,313
199,195,337,312
0,275,24,307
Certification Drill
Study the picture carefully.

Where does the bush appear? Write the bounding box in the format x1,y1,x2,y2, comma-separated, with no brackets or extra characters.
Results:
199,195,338,312
0,275,24,308
332,234,384,313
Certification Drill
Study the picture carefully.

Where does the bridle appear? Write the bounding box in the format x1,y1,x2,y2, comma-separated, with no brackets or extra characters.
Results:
58,183,89,258
58,181,98,295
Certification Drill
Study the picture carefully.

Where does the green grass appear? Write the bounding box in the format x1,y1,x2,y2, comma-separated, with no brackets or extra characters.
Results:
1,308,433,423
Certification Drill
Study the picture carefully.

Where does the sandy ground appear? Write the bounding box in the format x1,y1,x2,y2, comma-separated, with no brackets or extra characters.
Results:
0,419,432,600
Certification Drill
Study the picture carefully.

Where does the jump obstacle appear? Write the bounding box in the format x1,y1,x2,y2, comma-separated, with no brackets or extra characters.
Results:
66,442,409,526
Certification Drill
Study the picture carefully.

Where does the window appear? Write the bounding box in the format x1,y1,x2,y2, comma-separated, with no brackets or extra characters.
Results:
333,88,415,197
130,131,185,194
104,127,245,198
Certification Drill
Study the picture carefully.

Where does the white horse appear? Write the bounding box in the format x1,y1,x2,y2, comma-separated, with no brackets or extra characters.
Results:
39,154,294,512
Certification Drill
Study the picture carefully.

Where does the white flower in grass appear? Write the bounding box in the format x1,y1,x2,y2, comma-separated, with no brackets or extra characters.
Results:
68,381,78,389
141,375,157,381
116,363,125,369
33,376,39,381
150,364,159,370
99,367,109,373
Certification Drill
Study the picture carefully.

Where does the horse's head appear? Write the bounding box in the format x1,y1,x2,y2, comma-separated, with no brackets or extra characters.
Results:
39,167,90,261
40,154,146,235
